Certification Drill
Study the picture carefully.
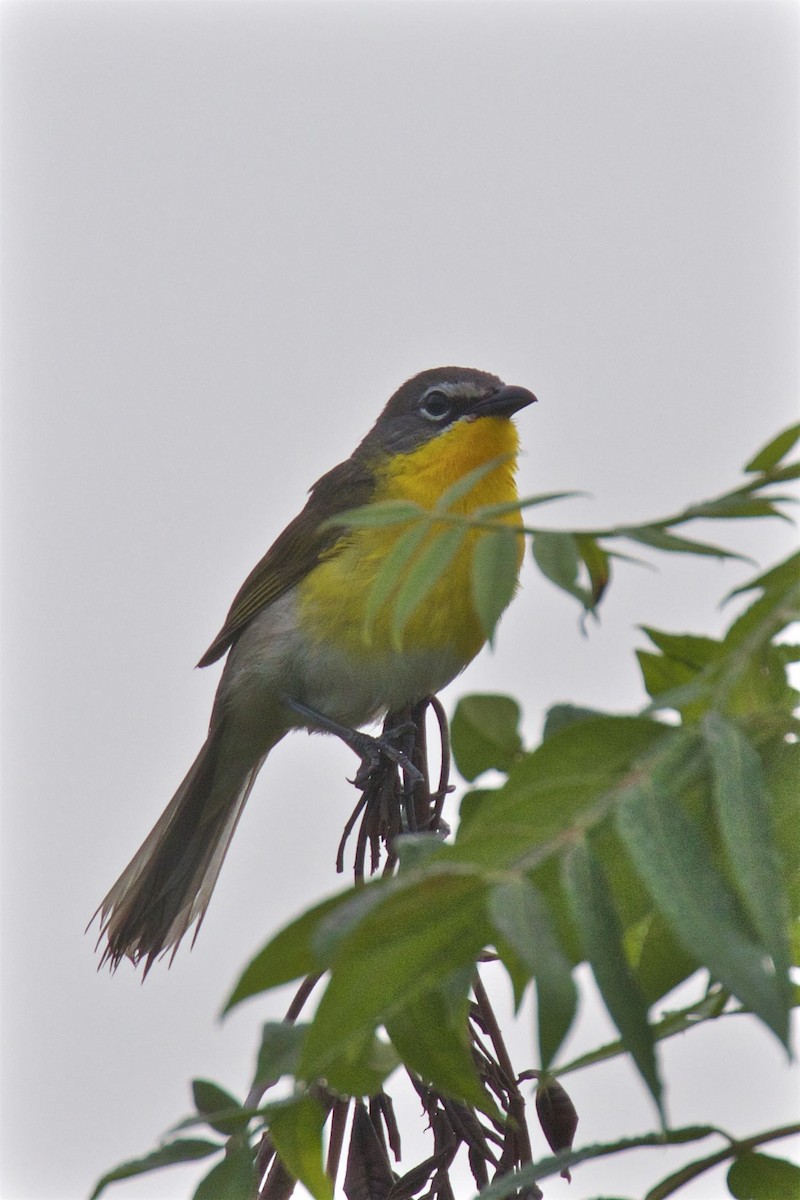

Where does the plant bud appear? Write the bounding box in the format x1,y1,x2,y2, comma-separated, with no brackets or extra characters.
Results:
535,1079,578,1181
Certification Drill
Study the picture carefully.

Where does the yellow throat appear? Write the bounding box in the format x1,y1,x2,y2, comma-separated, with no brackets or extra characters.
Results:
297,413,524,665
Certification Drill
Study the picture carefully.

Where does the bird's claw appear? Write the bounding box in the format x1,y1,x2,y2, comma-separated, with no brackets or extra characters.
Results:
351,733,424,789
284,697,423,786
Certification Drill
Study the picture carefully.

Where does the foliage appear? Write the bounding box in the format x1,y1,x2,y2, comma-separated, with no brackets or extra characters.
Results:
91,424,800,1200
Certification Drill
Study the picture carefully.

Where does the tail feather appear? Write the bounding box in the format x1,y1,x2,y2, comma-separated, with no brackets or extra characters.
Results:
94,726,267,973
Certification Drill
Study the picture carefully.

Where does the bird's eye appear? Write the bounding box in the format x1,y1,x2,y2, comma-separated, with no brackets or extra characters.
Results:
419,389,453,421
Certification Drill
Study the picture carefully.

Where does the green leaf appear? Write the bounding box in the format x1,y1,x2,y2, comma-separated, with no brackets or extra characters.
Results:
453,715,665,870
493,929,534,1012
299,873,489,1084
640,676,716,721
703,713,792,1002
390,524,467,648
766,740,800,895
311,1026,400,1098
635,629,722,717
541,704,607,740
386,975,492,1113
593,823,652,932
636,650,696,704
450,693,523,781
223,886,355,1012
488,879,577,1068
361,519,431,641
615,737,790,1048
456,786,496,836
745,422,800,472
471,526,522,644
725,551,800,605
682,495,794,521
619,525,746,560
310,880,403,964
640,628,722,669
253,1022,308,1090
89,1140,222,1200
394,832,447,872
483,489,587,517
723,553,800,653
727,1151,800,1199
192,1145,255,1200
760,460,800,483
632,912,698,1006
257,1023,398,1105
562,840,663,1119
532,530,589,606
321,498,423,529
191,1080,246,1137
576,534,611,609
268,1094,333,1200
434,452,513,510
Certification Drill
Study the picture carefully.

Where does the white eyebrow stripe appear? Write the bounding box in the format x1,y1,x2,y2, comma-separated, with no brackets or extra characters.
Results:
435,381,486,400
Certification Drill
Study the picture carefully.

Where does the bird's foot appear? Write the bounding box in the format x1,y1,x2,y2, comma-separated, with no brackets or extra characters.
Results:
285,699,424,786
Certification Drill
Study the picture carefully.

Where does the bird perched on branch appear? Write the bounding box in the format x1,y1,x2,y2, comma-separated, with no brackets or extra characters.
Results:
95,366,536,972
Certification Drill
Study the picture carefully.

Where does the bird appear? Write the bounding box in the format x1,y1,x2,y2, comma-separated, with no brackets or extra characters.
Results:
95,366,536,971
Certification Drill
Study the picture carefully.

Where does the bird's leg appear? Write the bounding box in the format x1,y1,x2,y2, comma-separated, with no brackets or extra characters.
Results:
284,698,424,786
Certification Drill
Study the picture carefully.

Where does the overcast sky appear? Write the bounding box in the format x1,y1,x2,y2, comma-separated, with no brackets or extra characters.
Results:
2,3,798,1199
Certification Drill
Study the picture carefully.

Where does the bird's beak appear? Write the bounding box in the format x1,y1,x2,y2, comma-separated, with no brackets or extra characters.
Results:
476,384,538,418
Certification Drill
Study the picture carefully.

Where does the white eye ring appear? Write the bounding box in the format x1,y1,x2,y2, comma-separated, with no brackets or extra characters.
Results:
419,388,453,421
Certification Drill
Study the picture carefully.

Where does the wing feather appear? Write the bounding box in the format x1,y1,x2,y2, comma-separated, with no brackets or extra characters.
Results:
197,457,377,667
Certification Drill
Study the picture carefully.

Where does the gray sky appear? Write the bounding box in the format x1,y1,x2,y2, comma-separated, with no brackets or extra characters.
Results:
2,3,798,1198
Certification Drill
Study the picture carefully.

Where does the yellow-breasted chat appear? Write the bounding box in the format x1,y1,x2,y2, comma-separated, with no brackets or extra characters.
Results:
96,366,536,970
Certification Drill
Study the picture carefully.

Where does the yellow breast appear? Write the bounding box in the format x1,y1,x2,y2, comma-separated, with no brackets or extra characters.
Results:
296,415,524,673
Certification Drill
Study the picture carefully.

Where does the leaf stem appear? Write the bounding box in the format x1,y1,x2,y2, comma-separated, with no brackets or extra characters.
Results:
644,1121,800,1200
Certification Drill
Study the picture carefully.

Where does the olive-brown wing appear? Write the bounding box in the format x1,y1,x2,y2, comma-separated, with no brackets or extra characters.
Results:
197,457,377,667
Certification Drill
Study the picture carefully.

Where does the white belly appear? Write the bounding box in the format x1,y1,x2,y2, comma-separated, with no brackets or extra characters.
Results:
217,588,467,736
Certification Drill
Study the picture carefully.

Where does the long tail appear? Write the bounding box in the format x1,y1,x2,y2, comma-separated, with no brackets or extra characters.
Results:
94,722,272,973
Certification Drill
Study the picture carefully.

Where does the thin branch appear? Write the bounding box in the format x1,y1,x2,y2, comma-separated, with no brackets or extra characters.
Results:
644,1122,800,1200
